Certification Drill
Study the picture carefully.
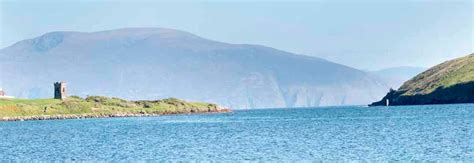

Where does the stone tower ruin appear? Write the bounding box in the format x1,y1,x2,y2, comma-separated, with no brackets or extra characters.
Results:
54,82,67,100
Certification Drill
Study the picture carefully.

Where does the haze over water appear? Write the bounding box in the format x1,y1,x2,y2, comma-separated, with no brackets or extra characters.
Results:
0,104,472,161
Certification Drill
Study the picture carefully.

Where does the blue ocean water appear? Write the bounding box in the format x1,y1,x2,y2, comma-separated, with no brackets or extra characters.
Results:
0,104,473,161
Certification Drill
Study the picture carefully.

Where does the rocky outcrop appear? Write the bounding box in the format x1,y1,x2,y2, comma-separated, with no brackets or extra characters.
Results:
370,81,474,106
370,53,474,106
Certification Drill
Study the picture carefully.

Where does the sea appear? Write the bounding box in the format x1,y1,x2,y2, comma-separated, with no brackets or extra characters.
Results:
0,104,472,161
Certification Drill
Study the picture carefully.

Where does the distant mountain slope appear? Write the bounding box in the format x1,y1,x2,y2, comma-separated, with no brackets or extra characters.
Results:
0,28,389,109
370,53,474,106
370,66,425,89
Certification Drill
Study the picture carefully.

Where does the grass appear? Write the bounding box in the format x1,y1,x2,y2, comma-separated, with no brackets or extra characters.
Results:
400,53,474,95
0,96,225,118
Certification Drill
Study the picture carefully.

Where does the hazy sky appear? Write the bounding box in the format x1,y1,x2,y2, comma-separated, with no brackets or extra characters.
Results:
0,0,472,70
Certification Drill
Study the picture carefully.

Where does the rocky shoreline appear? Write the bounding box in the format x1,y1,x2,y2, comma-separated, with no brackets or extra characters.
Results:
0,109,231,122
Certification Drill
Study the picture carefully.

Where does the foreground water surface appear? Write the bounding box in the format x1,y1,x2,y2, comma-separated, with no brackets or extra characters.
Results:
0,104,473,161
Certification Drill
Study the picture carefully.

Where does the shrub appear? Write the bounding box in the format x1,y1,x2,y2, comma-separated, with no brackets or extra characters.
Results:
85,96,137,108
69,95,83,100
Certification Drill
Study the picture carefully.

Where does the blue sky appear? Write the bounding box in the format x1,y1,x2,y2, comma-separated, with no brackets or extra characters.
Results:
0,0,472,70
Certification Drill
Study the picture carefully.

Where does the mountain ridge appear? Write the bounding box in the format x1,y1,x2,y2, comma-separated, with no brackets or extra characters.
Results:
1,28,389,109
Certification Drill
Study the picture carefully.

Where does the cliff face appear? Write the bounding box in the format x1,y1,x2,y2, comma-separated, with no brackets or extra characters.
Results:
0,28,389,109
370,53,474,106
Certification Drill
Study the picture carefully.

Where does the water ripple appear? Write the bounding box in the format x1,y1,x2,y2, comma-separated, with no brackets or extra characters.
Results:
0,104,472,161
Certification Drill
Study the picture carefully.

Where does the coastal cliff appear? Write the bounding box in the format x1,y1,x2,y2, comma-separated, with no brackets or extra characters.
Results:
370,53,474,106
0,96,230,121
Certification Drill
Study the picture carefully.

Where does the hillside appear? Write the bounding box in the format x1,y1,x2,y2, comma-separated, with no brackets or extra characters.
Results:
0,96,229,121
0,28,389,109
370,53,474,106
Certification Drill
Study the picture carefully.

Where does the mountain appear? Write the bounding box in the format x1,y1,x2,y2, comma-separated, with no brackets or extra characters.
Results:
0,28,389,109
370,53,474,106
370,66,425,89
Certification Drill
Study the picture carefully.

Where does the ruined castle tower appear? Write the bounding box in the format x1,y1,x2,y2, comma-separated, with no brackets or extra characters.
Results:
54,82,67,100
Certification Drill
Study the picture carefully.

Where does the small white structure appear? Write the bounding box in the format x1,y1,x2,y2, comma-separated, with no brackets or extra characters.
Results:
0,88,15,99
386,99,390,106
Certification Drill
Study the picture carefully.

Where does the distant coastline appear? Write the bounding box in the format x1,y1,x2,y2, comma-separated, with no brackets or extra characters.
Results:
0,96,231,122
